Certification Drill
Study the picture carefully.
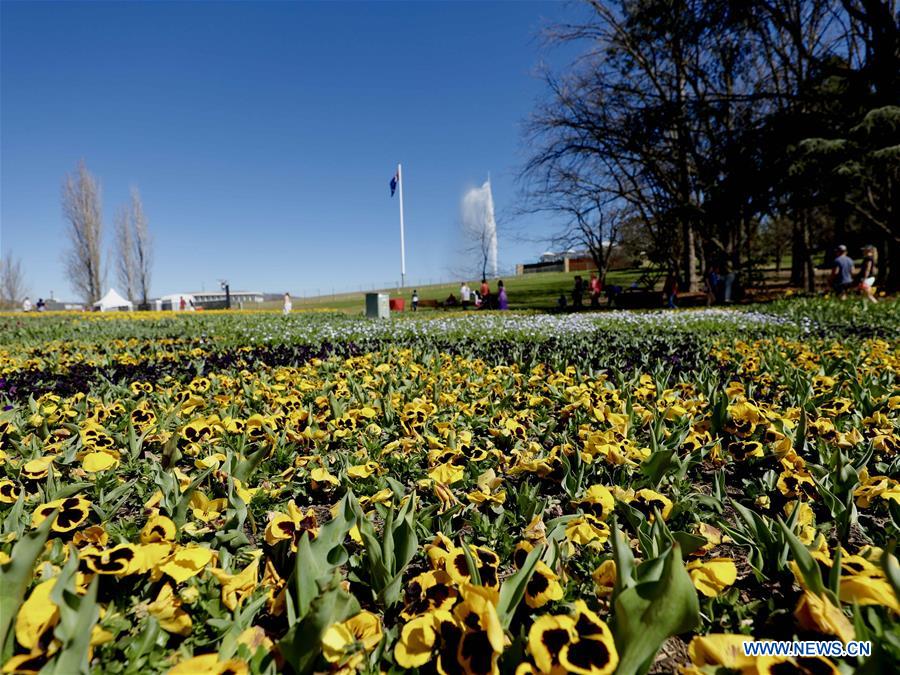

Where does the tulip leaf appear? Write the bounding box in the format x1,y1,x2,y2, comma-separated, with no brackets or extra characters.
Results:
497,543,544,630
45,556,100,675
0,509,56,662
612,542,699,675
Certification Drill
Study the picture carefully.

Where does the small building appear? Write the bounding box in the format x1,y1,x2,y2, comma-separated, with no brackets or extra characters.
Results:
157,291,264,310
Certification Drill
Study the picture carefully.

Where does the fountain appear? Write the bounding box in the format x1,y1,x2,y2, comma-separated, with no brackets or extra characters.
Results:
461,178,498,278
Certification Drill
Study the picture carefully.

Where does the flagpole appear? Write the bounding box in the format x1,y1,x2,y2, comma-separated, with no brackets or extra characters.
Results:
398,163,406,288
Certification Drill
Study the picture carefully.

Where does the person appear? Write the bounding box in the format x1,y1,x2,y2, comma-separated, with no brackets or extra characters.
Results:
830,245,855,299
22,296,32,312
663,273,678,309
472,289,482,308
283,292,292,315
497,280,508,310
572,275,584,309
858,245,878,303
36,298,46,312
722,263,736,303
179,296,186,311
480,279,490,309
460,282,471,309
589,273,602,308
411,289,419,312
705,265,720,306
557,293,568,311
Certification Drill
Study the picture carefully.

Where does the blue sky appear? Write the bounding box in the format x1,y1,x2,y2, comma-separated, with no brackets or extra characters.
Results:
1,0,573,299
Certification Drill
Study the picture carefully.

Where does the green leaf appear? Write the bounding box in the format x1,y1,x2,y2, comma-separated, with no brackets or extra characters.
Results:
612,542,699,675
497,543,544,630
43,554,100,675
0,509,56,661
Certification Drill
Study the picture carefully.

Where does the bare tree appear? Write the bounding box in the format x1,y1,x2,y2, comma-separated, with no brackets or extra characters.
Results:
0,251,28,309
114,205,137,303
62,160,104,304
130,187,153,307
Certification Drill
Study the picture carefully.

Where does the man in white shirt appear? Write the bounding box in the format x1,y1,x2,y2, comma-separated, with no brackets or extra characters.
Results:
460,282,471,309
22,297,32,312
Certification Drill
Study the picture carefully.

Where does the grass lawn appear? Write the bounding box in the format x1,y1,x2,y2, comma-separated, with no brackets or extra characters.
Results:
270,268,648,313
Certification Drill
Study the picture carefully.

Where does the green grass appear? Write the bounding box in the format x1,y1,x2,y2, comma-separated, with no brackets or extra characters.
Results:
264,269,647,313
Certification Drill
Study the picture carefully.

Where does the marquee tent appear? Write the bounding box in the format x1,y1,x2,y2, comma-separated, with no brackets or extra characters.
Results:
93,288,133,312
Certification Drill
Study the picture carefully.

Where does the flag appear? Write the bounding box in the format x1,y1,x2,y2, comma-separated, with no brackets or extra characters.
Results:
390,171,398,197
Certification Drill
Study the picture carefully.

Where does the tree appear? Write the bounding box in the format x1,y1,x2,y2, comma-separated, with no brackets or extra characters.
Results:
114,205,136,303
131,187,153,308
519,168,623,283
62,160,104,304
113,187,153,306
0,251,28,309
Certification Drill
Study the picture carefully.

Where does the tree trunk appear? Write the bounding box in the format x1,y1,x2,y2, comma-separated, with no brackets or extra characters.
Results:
682,221,700,291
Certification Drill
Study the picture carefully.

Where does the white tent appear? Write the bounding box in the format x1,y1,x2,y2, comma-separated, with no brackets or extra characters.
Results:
94,288,134,312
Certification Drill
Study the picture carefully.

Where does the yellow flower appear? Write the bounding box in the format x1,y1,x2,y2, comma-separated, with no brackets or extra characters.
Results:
167,654,248,675
0,479,21,504
310,466,340,487
528,614,576,674
794,590,855,644
394,614,437,668
524,561,564,608
148,583,193,636
560,601,618,675
347,461,379,479
401,569,458,619
428,462,464,485
141,514,177,544
211,558,259,611
264,502,318,550
31,496,91,532
16,578,58,650
159,546,216,583
20,456,53,480
322,610,383,664
632,489,673,521
573,485,615,521
686,558,738,597
81,451,119,472
683,633,759,670
592,559,616,597
189,492,227,523
565,515,610,547
83,543,140,576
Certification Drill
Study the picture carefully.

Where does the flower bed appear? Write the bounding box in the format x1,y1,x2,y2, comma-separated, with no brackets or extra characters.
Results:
0,301,897,674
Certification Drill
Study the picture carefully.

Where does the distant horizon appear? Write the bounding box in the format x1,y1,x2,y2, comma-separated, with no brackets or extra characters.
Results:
1,1,579,301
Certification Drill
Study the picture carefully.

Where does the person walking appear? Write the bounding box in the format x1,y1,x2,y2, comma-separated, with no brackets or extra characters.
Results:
179,296,186,311
480,279,491,309
589,273,602,308
572,275,584,309
663,273,678,309
460,282,471,309
858,245,878,303
411,289,419,312
283,292,292,315
830,245,855,299
497,280,509,310
705,266,720,306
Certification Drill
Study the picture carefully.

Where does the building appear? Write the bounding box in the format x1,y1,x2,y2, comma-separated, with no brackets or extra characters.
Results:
517,249,597,275
156,291,264,310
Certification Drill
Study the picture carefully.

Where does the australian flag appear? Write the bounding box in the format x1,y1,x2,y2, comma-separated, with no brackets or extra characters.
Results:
390,171,398,197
